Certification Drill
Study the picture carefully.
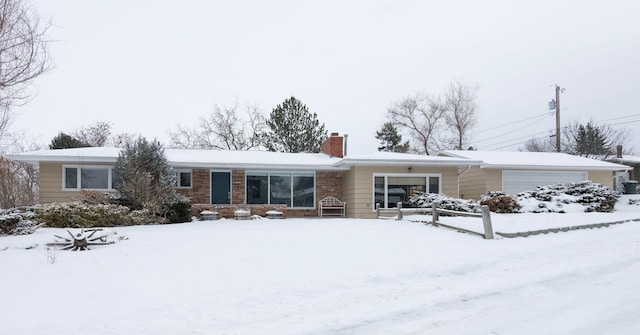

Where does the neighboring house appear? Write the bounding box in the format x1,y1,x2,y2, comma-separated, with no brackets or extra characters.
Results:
8,133,480,218
438,150,632,199
608,151,640,193
608,155,640,181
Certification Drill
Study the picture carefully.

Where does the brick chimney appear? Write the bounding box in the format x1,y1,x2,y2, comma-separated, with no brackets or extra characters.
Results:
321,132,344,158
617,145,623,158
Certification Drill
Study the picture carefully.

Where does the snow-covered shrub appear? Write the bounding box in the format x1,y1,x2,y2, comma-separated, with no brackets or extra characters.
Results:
516,181,619,213
629,198,640,206
74,190,113,205
480,192,521,213
163,194,192,223
409,192,481,213
36,202,129,228
0,208,38,236
114,137,176,212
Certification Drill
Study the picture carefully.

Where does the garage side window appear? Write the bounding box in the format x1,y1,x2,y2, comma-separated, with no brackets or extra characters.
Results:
64,166,113,190
374,174,441,208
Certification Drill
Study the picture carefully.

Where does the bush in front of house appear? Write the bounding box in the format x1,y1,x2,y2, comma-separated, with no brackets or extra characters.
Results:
409,192,481,213
36,202,130,228
480,191,521,213
0,208,38,236
516,181,619,213
162,194,192,223
112,137,192,223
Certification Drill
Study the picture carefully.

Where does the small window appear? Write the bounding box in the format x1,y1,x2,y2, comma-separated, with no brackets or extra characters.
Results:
175,170,192,188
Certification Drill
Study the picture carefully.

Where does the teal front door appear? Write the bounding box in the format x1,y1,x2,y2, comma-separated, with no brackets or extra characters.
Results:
211,171,231,204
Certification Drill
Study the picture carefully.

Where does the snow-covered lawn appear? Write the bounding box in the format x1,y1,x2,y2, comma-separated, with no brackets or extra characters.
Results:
1,196,640,335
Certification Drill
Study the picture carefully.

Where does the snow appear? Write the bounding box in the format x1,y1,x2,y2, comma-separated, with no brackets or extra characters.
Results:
442,150,631,170
1,196,640,334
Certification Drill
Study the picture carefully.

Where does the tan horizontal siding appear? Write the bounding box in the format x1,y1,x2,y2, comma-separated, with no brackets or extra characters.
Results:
39,162,114,204
459,166,486,200
588,170,614,188
343,165,460,218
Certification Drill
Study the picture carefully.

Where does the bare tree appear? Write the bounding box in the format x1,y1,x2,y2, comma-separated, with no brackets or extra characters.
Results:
522,135,556,152
170,101,266,150
442,80,478,150
387,93,445,155
0,0,52,138
0,134,40,207
72,121,112,147
110,132,138,148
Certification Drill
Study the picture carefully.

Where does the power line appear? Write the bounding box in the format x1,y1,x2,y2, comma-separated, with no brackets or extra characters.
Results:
480,117,640,151
470,115,548,145
473,112,549,135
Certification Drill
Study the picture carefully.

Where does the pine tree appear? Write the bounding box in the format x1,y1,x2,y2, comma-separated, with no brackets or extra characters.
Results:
262,96,327,153
574,122,609,157
375,122,410,152
113,137,176,212
49,132,90,149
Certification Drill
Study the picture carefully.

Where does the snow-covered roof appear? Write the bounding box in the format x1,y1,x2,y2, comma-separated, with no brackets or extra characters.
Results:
440,150,631,171
7,147,481,170
7,147,345,171
610,155,640,164
336,152,481,168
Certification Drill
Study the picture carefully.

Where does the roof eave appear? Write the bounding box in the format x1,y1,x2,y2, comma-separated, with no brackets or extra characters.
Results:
480,164,631,171
336,159,482,168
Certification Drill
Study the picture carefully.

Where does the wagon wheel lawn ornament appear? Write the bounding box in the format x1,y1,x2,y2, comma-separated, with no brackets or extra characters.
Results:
47,229,114,251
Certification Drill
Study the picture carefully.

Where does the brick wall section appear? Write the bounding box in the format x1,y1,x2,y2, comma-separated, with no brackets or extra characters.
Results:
175,169,209,204
231,170,245,204
316,171,343,201
184,169,345,219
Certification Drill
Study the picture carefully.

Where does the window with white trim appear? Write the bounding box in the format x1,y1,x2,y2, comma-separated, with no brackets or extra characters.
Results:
246,171,315,208
63,166,113,190
174,169,192,188
373,174,441,208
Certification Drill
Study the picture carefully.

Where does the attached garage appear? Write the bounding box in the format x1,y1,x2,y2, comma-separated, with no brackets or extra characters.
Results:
502,170,587,195
438,150,632,200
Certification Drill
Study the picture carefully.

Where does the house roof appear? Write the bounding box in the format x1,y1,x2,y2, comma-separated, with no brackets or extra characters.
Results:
8,147,345,171
439,150,632,171
8,147,482,170
609,155,640,165
336,152,481,168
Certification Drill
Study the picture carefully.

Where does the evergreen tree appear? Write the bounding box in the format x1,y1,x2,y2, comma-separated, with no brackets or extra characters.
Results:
262,96,327,153
113,137,176,212
49,132,90,149
574,122,609,157
375,122,409,152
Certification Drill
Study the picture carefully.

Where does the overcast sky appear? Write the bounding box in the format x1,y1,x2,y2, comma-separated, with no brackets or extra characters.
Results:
12,0,640,154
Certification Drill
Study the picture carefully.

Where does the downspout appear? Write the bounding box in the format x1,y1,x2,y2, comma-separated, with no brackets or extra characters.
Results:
457,165,472,199
343,134,348,157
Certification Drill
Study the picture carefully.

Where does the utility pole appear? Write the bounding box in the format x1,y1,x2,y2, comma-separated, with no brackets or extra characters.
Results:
551,85,565,152
555,85,561,152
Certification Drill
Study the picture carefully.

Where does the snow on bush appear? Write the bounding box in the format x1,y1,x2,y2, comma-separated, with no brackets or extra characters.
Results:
410,182,619,215
480,192,521,213
514,181,619,213
409,192,481,213
0,208,39,236
35,202,163,228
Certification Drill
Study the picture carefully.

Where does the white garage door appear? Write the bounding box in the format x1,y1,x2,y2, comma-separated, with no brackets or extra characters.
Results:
502,170,588,195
